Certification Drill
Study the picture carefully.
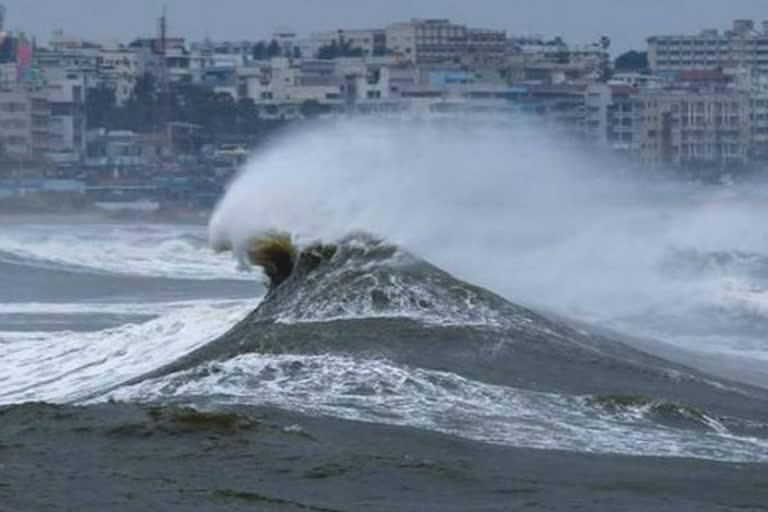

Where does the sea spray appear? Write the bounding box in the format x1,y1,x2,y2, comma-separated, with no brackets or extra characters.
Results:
210,119,768,347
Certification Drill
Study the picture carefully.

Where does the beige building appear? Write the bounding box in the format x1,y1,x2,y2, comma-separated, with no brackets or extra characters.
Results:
0,89,50,156
616,90,752,169
386,19,505,65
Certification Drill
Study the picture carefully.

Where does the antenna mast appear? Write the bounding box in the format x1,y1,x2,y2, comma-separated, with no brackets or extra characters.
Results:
156,5,170,150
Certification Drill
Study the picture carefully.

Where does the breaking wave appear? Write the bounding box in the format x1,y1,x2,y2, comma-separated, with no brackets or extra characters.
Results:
7,120,768,465
93,234,768,463
208,120,768,366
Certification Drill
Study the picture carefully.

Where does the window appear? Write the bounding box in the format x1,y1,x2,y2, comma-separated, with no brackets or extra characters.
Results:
50,103,74,116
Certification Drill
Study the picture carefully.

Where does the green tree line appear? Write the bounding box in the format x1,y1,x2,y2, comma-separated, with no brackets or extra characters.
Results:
86,74,285,146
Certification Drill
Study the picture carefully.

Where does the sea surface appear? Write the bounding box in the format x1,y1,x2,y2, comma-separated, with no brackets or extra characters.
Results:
1,214,768,511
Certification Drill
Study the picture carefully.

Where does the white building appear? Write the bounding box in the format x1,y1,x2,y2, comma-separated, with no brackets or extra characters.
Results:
0,62,16,90
0,90,33,155
98,41,161,105
648,19,768,74
609,72,666,90
42,71,87,161
584,83,612,146
35,47,99,89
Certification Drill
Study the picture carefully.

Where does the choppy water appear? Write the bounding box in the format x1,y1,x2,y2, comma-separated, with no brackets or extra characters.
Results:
2,217,768,468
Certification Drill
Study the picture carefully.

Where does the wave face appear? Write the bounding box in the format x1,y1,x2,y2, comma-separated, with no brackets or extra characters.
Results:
108,234,768,463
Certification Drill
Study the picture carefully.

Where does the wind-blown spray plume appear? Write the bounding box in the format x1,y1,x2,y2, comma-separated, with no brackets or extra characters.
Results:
210,119,768,371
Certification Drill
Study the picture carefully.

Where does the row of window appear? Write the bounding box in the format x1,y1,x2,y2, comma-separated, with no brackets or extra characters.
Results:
655,39,768,46
0,103,27,112
1,119,26,129
679,143,743,154
657,59,768,66
97,57,136,67
673,102,743,111
415,28,465,37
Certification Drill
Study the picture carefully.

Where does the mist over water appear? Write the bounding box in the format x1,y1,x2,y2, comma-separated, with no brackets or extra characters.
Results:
211,119,768,371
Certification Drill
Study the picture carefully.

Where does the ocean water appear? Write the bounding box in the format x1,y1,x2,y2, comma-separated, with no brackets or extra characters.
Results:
1,219,768,452
3,122,768,510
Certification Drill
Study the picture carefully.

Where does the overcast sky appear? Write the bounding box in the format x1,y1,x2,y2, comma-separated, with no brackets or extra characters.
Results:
3,0,768,55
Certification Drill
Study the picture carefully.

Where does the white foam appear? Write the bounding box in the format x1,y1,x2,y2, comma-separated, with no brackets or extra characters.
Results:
0,222,247,280
107,353,768,463
0,298,247,316
269,252,512,328
0,300,253,404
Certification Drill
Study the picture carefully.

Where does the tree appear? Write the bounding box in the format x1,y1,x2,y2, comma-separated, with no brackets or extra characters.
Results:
317,40,339,60
267,39,281,58
85,86,117,130
252,41,267,61
292,46,302,59
615,50,649,72
300,99,328,119
317,38,365,59
548,36,565,47
133,73,157,103
545,36,569,64
235,97,259,133
598,35,612,82
117,73,158,131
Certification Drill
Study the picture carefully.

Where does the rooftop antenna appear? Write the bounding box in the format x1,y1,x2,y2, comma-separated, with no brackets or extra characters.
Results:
159,4,167,51
157,4,170,152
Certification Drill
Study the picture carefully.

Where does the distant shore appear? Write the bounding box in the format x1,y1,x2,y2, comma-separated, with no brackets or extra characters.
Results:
0,203,211,224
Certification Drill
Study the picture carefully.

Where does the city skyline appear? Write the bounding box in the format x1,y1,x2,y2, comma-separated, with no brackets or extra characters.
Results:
3,0,768,55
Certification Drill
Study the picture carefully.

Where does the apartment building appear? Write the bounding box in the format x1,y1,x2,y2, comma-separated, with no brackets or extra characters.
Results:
0,73,87,162
386,19,505,65
648,19,768,74
40,71,87,162
612,90,752,169
35,47,99,88
607,85,639,153
0,61,15,90
98,42,161,105
0,90,32,154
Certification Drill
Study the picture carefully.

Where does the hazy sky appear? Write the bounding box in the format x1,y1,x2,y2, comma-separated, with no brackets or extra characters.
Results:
3,0,768,55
